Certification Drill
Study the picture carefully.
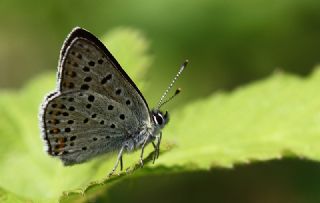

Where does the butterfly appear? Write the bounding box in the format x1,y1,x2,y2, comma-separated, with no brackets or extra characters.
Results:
39,27,187,175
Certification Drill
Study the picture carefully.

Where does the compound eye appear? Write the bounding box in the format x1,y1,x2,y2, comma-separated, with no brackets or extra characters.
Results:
154,114,163,125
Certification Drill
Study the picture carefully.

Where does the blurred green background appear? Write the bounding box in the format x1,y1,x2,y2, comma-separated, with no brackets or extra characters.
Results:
2,0,320,202
2,0,320,106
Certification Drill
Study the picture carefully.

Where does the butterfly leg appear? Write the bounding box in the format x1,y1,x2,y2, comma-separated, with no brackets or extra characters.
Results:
120,155,123,171
151,131,162,163
139,134,151,167
152,142,157,164
108,145,125,176
156,132,162,159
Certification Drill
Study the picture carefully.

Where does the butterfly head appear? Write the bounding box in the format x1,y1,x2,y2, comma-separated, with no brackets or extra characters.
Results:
151,109,169,128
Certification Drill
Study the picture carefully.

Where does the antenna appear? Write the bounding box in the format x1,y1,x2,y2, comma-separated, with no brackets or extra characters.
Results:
158,88,181,109
157,60,188,109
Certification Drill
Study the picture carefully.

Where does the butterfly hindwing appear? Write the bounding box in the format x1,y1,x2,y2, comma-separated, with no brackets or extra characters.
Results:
41,90,140,165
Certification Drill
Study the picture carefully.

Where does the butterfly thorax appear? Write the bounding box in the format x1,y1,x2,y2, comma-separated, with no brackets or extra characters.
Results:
129,110,168,151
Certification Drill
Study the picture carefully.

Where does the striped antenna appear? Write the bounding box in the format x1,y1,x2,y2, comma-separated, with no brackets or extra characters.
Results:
157,60,188,109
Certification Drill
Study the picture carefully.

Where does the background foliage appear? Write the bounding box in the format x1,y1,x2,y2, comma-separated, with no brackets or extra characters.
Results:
1,0,320,202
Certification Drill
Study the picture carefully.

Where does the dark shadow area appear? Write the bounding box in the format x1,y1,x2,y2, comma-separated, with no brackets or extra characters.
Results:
92,158,320,203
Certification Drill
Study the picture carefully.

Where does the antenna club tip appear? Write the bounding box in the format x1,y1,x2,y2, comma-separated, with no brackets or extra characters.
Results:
183,59,189,67
175,88,182,95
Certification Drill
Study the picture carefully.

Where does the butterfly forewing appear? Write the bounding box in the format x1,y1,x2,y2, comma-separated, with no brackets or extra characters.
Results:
40,27,151,165
58,32,150,121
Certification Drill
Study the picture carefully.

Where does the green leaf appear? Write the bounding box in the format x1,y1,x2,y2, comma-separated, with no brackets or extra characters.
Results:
2,25,320,202
101,27,152,84
0,187,30,203
60,68,320,201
